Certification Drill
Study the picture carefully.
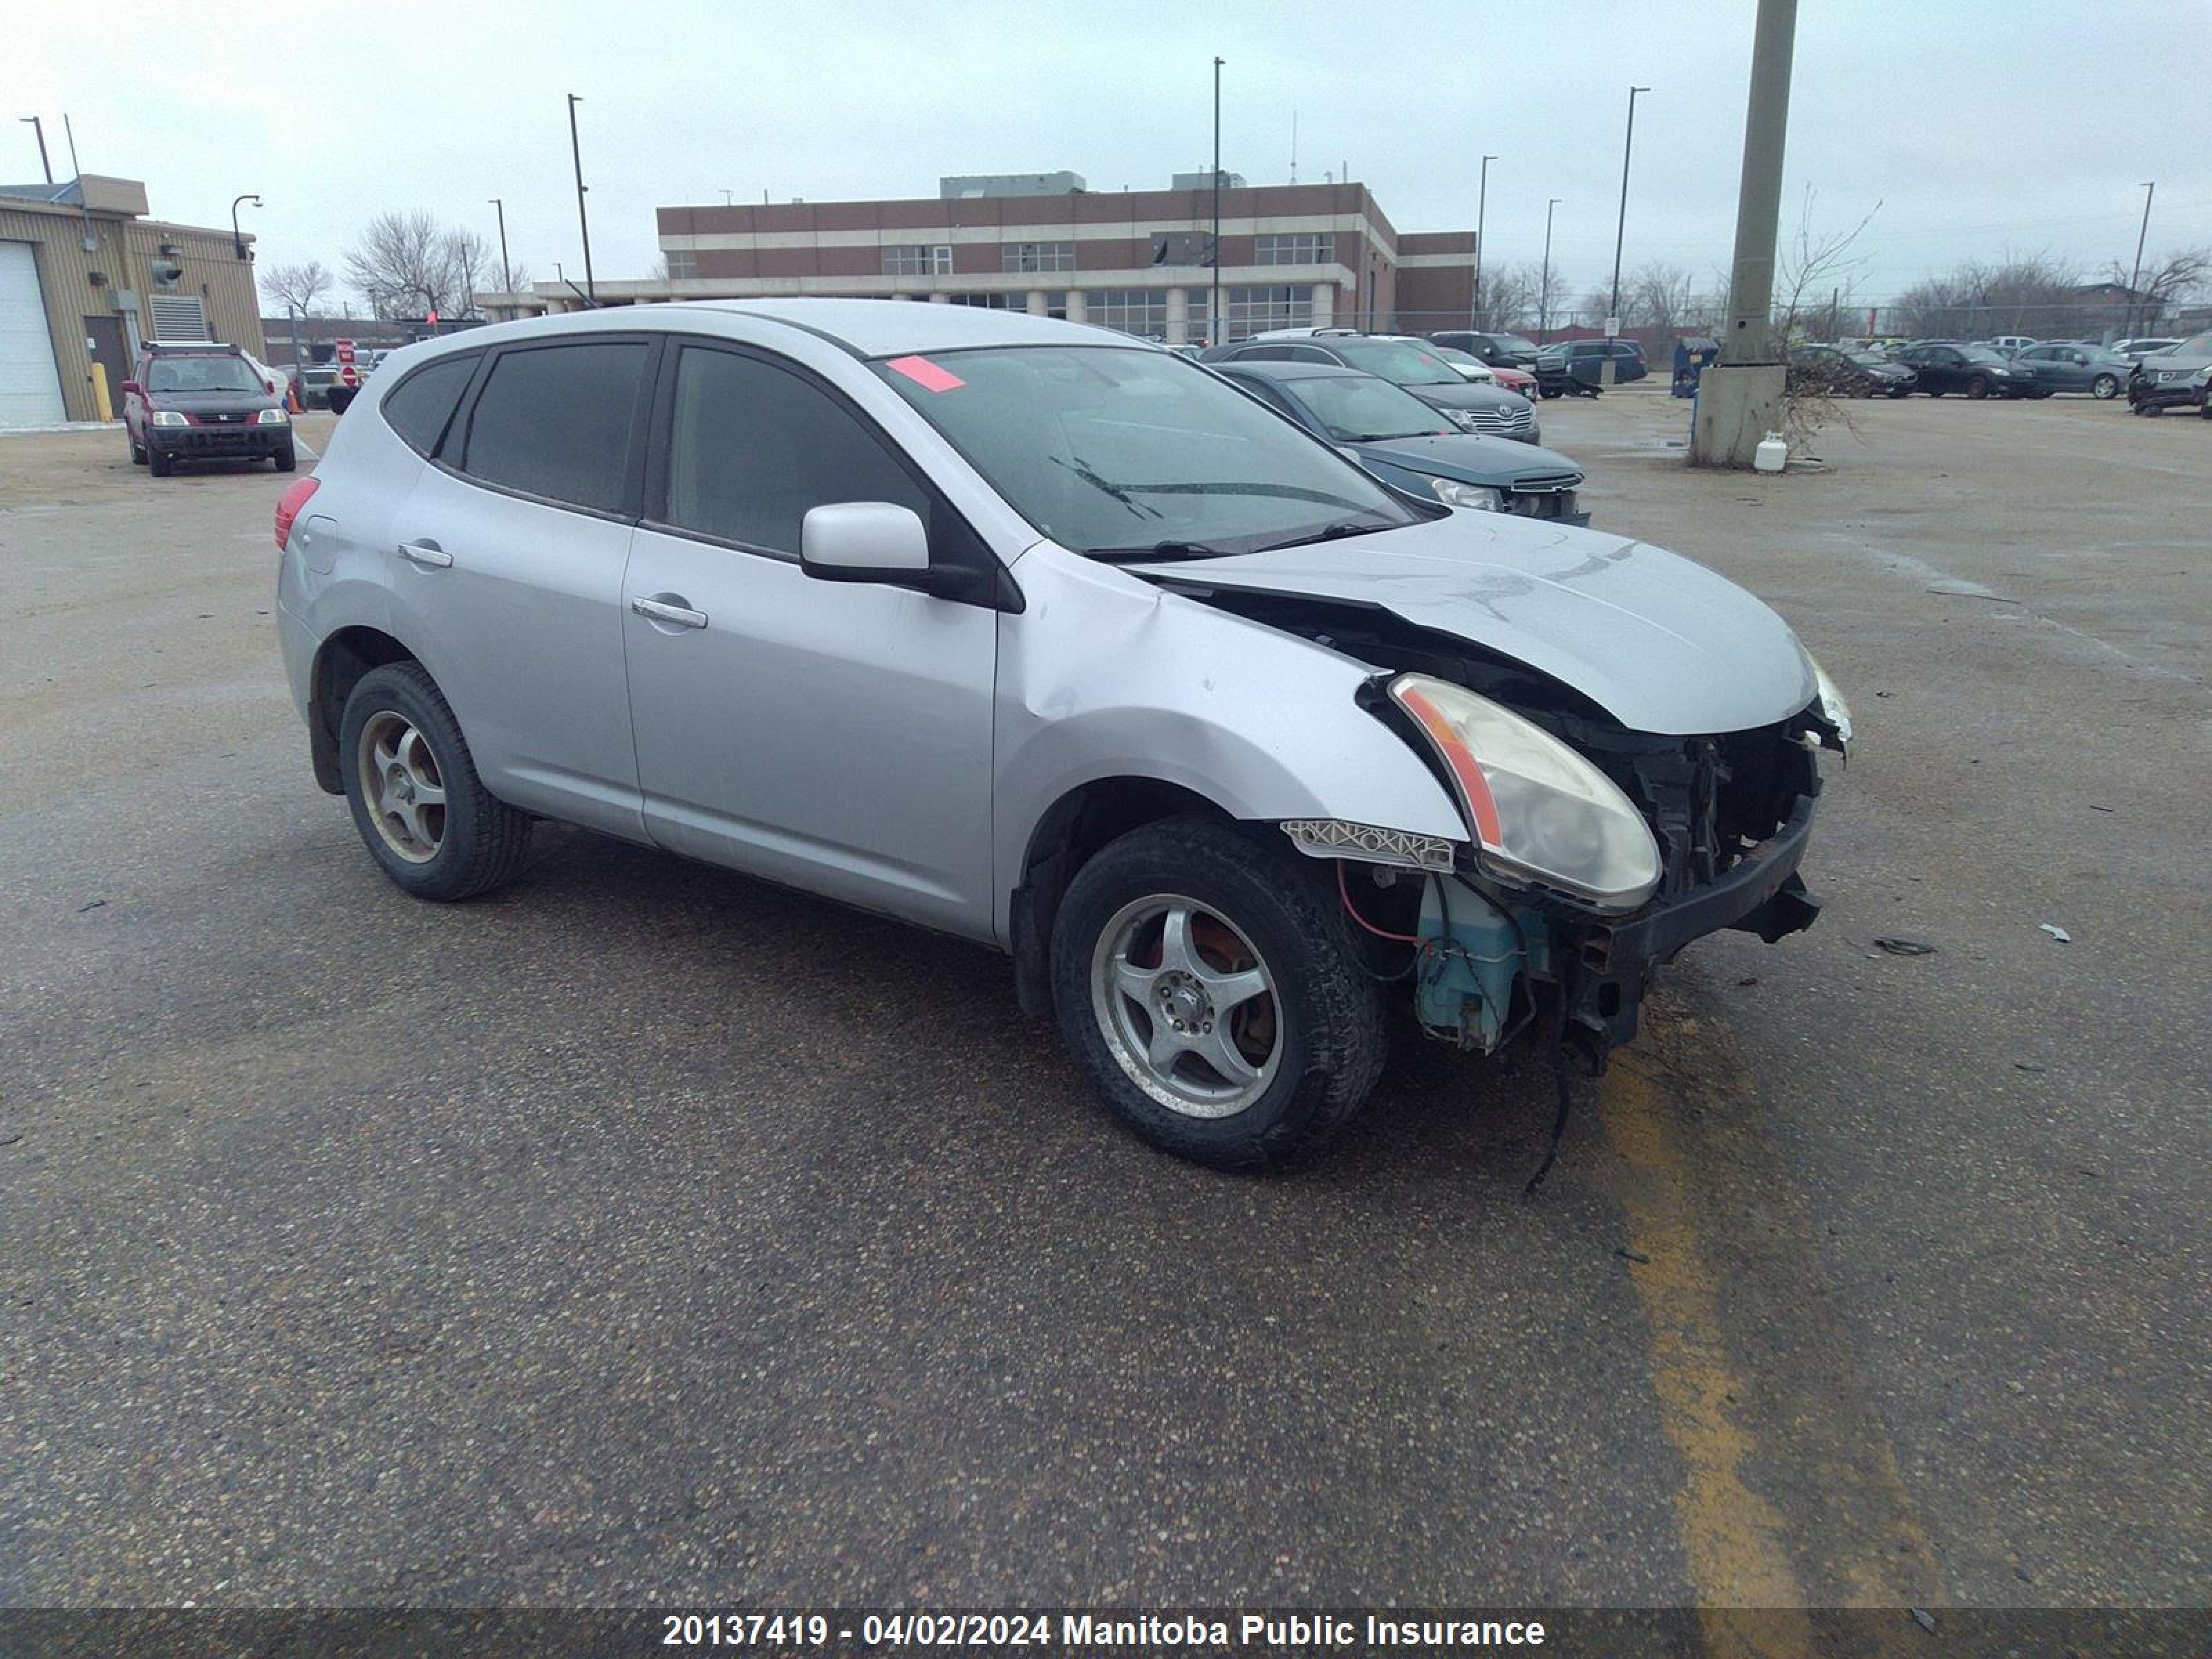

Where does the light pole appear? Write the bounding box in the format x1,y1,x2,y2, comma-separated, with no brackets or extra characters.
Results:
567,93,595,303
2124,181,2155,338
19,116,50,184
1539,198,1560,340
1472,154,1497,330
1605,85,1650,385
1210,55,1224,346
231,193,261,261
488,197,512,294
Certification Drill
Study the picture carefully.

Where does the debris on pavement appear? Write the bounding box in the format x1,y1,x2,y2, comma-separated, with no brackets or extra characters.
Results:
1874,937,1938,957
2040,923,2072,943
1909,1607,1937,1633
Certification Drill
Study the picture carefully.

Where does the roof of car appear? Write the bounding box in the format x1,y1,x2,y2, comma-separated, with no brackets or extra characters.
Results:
670,298,1131,357
1210,359,1371,382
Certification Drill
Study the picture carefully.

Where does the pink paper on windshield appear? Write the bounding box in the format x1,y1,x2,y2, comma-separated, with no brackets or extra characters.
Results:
886,355,966,393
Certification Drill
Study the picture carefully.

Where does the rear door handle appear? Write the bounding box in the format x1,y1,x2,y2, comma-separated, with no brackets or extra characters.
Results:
398,539,453,569
630,596,708,629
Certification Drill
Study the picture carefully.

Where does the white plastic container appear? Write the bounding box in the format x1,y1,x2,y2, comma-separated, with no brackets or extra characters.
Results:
1754,431,1788,473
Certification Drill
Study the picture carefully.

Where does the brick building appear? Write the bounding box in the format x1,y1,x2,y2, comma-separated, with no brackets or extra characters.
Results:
479,171,1478,346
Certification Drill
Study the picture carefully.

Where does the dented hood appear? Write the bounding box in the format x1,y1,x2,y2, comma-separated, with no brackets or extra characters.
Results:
1125,514,1816,736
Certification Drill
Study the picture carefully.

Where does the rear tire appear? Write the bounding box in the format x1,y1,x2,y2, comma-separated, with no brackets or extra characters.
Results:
339,662,532,902
1051,815,1387,1170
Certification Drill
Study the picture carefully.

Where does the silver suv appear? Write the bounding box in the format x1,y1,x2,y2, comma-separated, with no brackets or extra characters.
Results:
274,301,1848,1170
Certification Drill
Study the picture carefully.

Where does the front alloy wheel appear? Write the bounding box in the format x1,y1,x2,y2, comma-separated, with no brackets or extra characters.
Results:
2092,373,2119,400
1089,894,1281,1118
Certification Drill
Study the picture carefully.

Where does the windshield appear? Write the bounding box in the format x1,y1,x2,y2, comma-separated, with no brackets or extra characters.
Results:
1491,335,1539,355
874,346,1424,557
1960,347,2006,364
1428,346,1484,369
146,355,263,394
1329,339,1459,386
1289,374,1454,442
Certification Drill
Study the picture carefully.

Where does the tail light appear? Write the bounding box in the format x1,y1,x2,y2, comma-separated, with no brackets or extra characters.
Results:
274,476,320,552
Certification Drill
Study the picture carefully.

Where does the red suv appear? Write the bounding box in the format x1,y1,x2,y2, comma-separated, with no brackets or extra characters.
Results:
121,342,296,477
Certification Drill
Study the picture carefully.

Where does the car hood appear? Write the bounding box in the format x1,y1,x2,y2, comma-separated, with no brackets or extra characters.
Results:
1126,515,1815,735
1351,431,1582,485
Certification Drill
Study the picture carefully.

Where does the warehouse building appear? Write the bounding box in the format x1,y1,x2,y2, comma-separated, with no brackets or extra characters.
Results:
478,171,1477,346
0,176,266,427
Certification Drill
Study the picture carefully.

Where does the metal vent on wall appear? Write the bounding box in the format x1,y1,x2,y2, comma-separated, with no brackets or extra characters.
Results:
149,294,210,341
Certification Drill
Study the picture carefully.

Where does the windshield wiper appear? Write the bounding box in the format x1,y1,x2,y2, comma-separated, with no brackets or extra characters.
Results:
1089,540,1233,563
1256,516,1400,552
1050,456,1162,519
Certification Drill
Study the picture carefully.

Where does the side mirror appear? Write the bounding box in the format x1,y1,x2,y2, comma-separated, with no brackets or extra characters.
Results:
120,380,141,397
800,502,930,585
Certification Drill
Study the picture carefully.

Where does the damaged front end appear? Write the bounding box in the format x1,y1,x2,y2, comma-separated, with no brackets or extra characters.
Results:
1253,593,1840,1069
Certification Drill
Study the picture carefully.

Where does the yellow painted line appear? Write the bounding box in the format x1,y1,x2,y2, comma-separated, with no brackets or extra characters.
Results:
1602,1051,1817,1659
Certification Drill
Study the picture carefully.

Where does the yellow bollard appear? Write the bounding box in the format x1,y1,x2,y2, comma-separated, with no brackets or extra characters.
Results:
91,363,113,423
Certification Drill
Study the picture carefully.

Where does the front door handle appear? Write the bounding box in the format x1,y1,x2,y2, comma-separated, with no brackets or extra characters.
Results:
399,539,453,569
630,595,708,629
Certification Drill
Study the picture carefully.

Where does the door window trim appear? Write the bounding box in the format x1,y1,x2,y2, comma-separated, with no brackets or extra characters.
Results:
434,332,663,525
636,333,1018,610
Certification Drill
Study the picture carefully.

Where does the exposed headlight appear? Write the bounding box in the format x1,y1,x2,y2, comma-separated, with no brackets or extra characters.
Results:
256,406,289,425
1388,674,1661,912
1432,478,1505,511
1805,651,1853,750
1445,408,1481,431
149,410,189,427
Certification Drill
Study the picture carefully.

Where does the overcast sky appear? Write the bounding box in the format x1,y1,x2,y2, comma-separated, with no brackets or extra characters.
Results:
12,0,2209,310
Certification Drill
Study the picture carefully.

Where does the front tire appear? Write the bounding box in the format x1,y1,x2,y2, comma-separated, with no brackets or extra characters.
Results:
2092,374,2119,400
1051,816,1387,1169
148,449,174,476
339,662,532,901
273,444,297,472
128,433,146,464
1965,375,1990,400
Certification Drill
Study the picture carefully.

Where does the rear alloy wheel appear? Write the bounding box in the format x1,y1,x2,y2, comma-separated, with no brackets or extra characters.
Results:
1965,375,1990,400
2092,373,2120,400
1052,815,1386,1169
340,662,532,901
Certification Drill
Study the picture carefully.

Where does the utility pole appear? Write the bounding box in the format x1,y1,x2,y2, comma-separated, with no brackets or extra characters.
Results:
1605,86,1650,386
1539,198,1559,340
488,198,512,294
1472,154,1496,331
1210,55,1224,346
2124,181,2155,338
568,93,595,303
1690,0,1798,467
19,116,50,184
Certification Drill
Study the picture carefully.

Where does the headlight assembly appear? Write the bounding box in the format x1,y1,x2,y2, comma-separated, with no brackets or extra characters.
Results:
256,407,290,425
149,411,189,427
1387,674,1661,912
1804,652,1853,749
1431,477,1504,511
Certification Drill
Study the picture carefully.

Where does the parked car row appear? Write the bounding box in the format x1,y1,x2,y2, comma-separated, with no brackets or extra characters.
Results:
274,299,1846,1169
1198,330,1544,442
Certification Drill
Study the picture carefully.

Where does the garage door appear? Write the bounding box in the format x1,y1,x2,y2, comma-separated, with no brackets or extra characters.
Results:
0,241,68,427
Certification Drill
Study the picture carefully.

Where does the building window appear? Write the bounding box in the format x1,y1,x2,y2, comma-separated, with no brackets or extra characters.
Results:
1225,285,1306,340
1256,233,1335,266
947,292,1024,308
1150,230,1213,268
1001,241,1074,272
664,247,697,279
883,244,954,276
1087,289,1170,339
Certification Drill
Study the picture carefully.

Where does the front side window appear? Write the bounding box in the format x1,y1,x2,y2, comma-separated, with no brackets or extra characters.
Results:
874,345,1423,558
146,354,261,393
381,353,479,456
664,347,928,555
457,341,648,514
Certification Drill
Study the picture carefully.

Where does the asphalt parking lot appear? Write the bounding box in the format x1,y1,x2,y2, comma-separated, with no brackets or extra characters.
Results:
3,389,2207,1615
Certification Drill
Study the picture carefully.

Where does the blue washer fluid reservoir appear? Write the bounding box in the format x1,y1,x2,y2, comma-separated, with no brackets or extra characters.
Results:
1414,876,1546,1052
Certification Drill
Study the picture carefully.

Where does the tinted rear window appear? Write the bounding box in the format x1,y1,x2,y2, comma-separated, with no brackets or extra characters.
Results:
458,341,649,513
380,355,478,456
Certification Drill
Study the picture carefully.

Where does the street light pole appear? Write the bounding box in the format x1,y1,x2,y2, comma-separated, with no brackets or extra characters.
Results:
1539,198,1559,340
1210,55,1224,346
230,194,261,261
488,197,512,294
1472,154,1496,331
19,116,50,184
1605,85,1649,386
567,93,595,303
2124,181,2155,338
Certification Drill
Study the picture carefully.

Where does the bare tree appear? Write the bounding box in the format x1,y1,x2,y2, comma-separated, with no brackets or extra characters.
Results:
344,211,498,321
1627,261,1697,340
2110,245,2211,332
261,259,331,319
1475,262,1546,332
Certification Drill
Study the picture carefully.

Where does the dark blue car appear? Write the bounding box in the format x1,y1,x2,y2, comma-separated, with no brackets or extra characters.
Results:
1212,359,1589,526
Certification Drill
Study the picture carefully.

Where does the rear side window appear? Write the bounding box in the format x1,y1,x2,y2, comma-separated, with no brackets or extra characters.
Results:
661,346,928,554
380,355,478,456
458,341,650,514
